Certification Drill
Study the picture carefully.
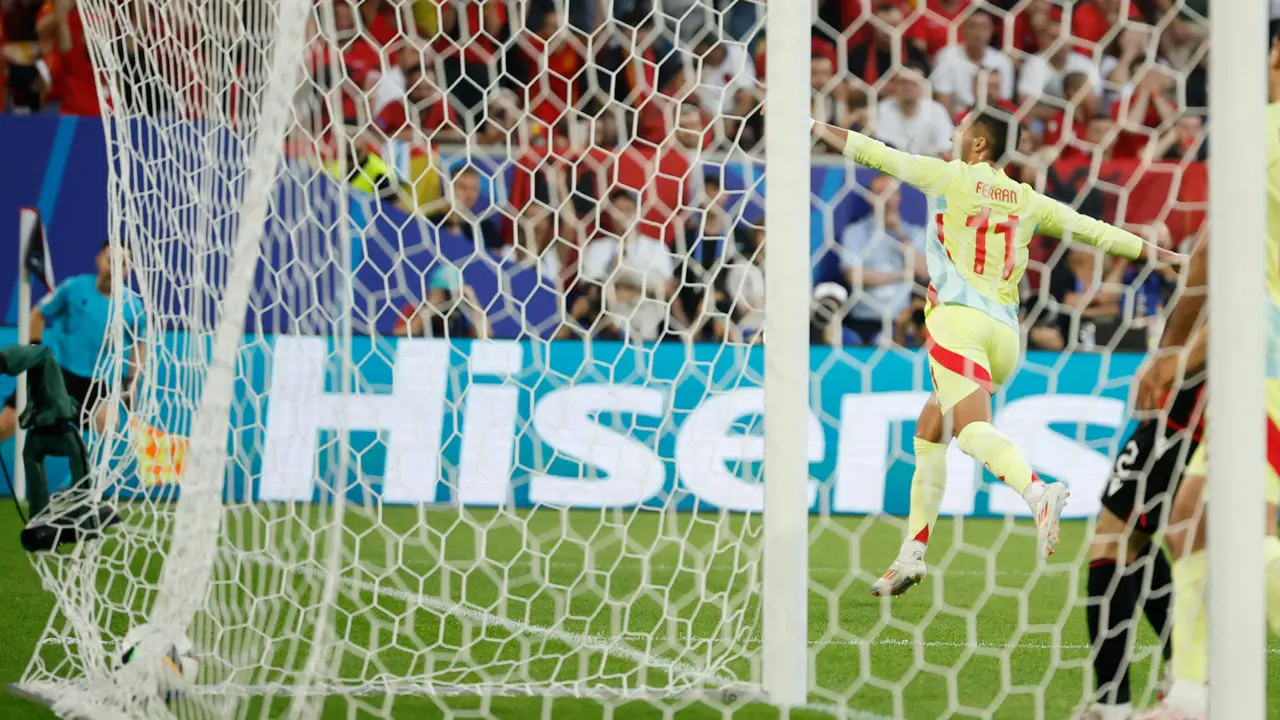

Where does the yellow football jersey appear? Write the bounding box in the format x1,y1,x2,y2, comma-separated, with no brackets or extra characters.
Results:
841,132,1144,329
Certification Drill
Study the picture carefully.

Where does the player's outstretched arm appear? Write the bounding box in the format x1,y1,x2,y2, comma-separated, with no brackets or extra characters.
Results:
1032,193,1187,265
811,120,958,197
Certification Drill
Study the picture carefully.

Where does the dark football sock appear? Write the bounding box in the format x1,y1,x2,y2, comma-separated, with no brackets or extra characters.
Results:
1087,558,1137,706
1135,541,1174,662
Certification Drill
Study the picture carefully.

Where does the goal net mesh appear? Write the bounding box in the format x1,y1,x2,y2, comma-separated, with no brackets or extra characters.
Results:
15,0,1207,717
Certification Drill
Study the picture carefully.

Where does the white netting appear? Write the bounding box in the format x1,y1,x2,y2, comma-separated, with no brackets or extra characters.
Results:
14,0,1210,717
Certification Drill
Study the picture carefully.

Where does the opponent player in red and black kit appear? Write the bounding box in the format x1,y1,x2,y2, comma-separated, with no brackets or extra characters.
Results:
1084,235,1207,720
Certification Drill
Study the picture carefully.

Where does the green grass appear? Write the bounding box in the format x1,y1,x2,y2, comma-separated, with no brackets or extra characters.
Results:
1,503,1278,719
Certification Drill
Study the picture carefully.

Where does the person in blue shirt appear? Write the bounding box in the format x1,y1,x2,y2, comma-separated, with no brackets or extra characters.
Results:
1,241,148,443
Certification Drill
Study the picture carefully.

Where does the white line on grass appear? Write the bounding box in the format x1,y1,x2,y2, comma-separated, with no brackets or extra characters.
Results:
226,547,743,688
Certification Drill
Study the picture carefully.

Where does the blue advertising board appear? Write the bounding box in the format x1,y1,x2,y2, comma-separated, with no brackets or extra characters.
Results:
0,326,1143,519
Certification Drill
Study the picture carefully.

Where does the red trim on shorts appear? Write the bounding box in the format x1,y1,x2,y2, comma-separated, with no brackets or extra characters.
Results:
926,339,994,393
1267,416,1280,478
926,284,939,306
1089,558,1115,570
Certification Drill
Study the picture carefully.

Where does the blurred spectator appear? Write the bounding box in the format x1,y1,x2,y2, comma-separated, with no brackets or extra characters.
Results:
1110,63,1180,159
1040,72,1102,162
35,0,97,115
577,189,677,342
839,175,928,343
1020,297,1067,351
691,35,756,116
674,102,713,151
847,1,929,89
475,88,522,144
907,0,974,58
1017,8,1102,114
637,50,694,146
811,282,858,347
931,9,1014,116
436,0,508,114
1070,0,1142,56
331,140,400,203
372,49,463,143
507,1,587,126
434,167,504,250
2,0,45,112
393,264,490,339
1145,112,1205,163
722,220,765,338
581,189,676,300
874,59,953,156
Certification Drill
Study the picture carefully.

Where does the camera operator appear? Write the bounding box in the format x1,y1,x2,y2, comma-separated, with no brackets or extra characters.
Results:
811,282,860,347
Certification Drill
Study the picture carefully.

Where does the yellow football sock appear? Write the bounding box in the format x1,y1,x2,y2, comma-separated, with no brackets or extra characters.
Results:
1171,550,1208,685
1264,536,1280,633
906,437,948,546
956,421,1037,496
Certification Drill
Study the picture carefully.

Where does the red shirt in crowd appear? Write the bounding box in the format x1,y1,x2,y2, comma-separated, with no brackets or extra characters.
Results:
1108,100,1161,159
374,95,457,138
615,145,692,244
1071,0,1141,55
1042,111,1091,162
54,6,100,115
906,0,972,58
519,34,585,126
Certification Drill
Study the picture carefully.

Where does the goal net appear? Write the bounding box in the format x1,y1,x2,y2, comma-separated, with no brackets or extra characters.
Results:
13,0,1212,717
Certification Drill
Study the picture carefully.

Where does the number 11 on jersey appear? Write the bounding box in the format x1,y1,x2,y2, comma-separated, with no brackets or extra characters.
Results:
966,207,1019,280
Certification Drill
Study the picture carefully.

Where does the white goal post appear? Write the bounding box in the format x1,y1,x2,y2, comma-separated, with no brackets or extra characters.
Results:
1206,2,1268,717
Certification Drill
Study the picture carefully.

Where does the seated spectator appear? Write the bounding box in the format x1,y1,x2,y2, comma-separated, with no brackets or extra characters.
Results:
330,140,399,204
581,189,676,302
931,9,1014,116
848,1,930,89
1070,0,1142,57
839,175,929,343
577,190,677,342
1017,7,1102,116
874,59,954,157
393,265,490,340
434,167,505,250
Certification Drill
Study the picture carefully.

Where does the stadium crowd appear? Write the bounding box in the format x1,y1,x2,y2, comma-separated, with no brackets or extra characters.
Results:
0,0,1217,349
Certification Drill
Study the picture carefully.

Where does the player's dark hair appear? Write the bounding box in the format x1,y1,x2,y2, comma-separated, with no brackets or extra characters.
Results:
970,109,1020,165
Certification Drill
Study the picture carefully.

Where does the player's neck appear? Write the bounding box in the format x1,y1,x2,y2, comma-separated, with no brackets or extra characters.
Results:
1270,72,1280,103
96,275,111,295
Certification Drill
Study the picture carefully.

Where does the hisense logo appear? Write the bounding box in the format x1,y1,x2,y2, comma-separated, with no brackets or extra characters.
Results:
258,337,1127,518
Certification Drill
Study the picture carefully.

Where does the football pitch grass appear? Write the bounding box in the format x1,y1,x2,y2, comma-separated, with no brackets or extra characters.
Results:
0,503,1278,719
